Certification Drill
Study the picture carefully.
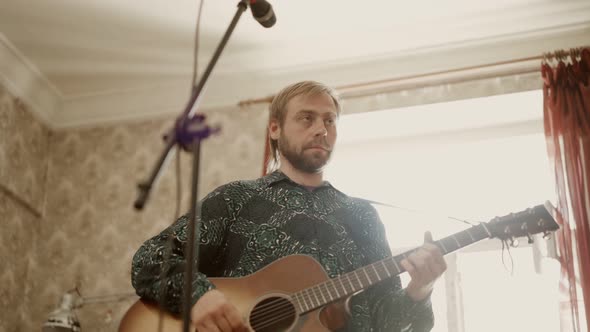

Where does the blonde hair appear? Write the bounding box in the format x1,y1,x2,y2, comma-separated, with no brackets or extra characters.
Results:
266,81,341,172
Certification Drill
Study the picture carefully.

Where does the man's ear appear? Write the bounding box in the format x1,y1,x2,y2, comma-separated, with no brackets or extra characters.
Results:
269,120,281,140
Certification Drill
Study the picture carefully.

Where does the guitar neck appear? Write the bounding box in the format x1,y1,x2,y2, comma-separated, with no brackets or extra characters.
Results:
291,223,492,314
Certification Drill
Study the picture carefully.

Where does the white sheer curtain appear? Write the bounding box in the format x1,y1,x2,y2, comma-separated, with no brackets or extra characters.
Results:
324,90,561,332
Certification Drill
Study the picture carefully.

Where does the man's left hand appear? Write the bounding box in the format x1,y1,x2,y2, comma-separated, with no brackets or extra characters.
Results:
400,231,447,302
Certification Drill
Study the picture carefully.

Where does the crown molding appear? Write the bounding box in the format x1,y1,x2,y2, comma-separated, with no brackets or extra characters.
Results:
0,33,62,129
55,21,590,129
3,22,590,129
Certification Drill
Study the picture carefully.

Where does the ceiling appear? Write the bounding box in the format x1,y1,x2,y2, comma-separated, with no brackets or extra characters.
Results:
0,0,589,128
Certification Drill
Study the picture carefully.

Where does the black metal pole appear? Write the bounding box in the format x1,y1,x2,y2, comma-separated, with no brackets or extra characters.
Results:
183,141,202,332
181,2,249,332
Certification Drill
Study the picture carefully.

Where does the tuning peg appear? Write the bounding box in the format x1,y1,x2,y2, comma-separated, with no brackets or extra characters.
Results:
510,237,519,247
527,233,534,244
543,231,552,239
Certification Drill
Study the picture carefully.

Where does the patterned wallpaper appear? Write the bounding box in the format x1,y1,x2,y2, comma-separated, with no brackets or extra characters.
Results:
0,86,50,211
0,83,269,331
0,188,42,332
0,86,49,332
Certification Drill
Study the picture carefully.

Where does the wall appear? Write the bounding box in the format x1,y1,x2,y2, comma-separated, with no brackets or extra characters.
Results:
0,83,269,331
0,85,50,331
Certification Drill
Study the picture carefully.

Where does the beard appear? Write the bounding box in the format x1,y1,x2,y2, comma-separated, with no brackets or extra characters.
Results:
278,135,332,174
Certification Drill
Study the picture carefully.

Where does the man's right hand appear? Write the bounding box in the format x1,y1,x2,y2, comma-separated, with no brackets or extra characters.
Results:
190,289,249,332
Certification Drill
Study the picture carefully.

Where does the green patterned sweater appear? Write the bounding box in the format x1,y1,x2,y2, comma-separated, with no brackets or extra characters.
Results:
131,171,434,331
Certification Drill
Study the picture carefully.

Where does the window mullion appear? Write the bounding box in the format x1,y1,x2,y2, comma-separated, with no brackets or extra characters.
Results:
445,253,465,332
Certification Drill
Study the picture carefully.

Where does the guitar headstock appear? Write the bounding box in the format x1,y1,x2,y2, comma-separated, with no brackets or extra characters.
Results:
486,201,560,241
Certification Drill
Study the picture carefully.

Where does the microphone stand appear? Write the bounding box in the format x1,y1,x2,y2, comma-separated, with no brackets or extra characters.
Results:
133,1,250,331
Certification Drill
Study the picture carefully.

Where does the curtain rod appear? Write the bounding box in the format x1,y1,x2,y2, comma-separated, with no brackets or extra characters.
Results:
238,45,588,107
543,45,588,63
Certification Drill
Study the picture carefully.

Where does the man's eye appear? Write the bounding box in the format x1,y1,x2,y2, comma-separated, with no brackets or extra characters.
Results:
302,116,312,121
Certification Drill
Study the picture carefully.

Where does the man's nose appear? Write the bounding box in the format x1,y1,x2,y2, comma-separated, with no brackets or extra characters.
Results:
312,119,328,137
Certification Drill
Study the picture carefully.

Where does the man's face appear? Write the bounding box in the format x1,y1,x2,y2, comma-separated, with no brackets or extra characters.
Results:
270,92,338,173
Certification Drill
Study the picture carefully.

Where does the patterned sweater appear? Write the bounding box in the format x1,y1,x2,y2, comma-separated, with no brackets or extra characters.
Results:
131,171,434,331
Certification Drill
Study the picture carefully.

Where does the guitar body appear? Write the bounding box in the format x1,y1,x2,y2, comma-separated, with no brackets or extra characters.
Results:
119,255,349,332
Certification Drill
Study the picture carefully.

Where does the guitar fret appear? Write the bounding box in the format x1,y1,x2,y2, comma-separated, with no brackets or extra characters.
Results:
300,293,309,312
333,283,344,298
480,223,492,237
300,290,309,310
323,282,334,302
300,294,307,313
293,293,302,312
460,231,473,247
311,288,320,308
357,270,365,288
363,267,372,285
308,288,316,308
304,289,312,310
391,257,401,273
452,235,461,247
359,271,366,288
371,264,381,281
344,277,352,293
466,228,475,241
339,280,346,297
298,302,305,313
381,260,391,277
438,239,448,253
318,285,327,304
346,276,354,293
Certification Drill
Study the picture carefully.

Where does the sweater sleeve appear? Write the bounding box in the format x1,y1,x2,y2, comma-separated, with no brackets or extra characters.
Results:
131,187,233,314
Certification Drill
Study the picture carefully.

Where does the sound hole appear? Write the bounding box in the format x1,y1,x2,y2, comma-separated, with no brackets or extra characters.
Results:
248,295,297,332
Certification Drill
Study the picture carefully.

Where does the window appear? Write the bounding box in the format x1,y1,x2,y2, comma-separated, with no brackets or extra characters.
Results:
325,90,560,331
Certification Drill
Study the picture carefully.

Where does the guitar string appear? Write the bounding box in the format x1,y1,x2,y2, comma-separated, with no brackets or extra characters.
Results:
252,227,496,329
248,241,467,329
248,261,399,327
252,278,386,330
249,256,436,331
248,281,346,326
248,257,405,320
247,295,300,321
244,209,529,327
251,234,506,330
247,237,469,327
251,308,297,330
252,309,311,331
250,200,486,327
249,231,481,329
249,268,389,332
250,306,296,330
248,265,381,322
249,232,474,324
249,299,295,324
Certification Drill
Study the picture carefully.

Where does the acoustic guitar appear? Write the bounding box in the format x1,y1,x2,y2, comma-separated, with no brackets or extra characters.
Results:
119,202,559,332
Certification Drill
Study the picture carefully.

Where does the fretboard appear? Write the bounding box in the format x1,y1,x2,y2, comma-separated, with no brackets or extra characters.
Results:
291,223,492,314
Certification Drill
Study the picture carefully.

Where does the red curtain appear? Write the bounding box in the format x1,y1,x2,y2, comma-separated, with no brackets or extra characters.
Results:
543,48,590,332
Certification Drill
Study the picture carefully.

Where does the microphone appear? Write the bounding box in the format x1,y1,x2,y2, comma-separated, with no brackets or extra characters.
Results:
249,0,276,28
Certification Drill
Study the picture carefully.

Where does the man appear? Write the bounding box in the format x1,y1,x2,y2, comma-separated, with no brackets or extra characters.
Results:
132,81,446,331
